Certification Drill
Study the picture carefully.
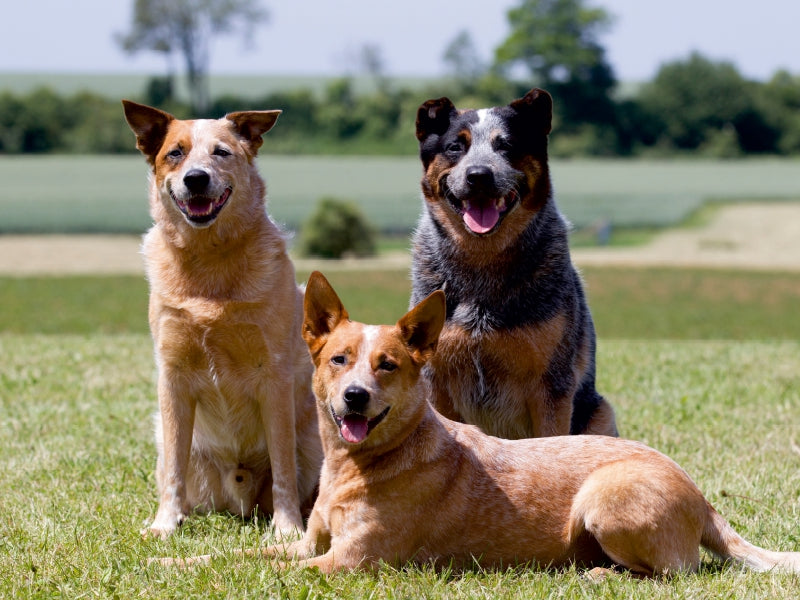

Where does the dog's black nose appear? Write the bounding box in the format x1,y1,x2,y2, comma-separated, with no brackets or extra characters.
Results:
343,385,369,412
183,169,210,194
465,166,495,190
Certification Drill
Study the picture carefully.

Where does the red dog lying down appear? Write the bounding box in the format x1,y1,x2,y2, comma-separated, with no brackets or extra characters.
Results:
166,272,800,576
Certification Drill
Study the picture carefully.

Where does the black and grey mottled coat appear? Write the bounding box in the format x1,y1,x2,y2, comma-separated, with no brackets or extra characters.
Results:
410,88,617,439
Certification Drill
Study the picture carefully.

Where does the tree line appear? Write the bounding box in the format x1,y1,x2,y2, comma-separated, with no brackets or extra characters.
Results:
4,0,800,157
2,52,800,158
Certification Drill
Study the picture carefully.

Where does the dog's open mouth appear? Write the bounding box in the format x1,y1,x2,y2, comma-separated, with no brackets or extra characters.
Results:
461,190,519,235
332,405,390,444
441,175,520,235
170,188,232,225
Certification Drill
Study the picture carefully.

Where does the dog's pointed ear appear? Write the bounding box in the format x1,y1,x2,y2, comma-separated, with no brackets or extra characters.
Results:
122,100,175,165
416,97,456,142
226,110,281,153
509,88,553,136
397,290,446,365
303,271,350,362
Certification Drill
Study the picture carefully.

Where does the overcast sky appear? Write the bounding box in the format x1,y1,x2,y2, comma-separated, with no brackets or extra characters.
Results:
2,0,799,82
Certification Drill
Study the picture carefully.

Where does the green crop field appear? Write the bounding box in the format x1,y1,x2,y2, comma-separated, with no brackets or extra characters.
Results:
1,155,799,234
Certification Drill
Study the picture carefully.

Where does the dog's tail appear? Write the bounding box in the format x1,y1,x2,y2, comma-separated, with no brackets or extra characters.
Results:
701,502,800,572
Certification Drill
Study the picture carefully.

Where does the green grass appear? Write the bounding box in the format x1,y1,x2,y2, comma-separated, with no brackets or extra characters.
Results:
0,276,149,334
1,334,799,598
2,268,799,595
2,155,799,234
2,267,799,340
585,267,800,340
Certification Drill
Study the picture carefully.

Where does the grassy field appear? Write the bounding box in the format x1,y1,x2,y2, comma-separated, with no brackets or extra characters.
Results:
1,328,799,596
2,252,800,595
2,267,799,340
2,155,799,234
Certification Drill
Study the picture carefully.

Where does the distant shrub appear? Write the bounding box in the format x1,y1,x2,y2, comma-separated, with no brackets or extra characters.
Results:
144,76,174,107
699,124,743,158
300,197,376,259
66,92,134,153
550,124,620,158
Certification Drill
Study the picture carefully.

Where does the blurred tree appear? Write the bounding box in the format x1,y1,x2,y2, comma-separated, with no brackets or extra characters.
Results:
144,75,174,107
756,70,800,153
0,92,25,152
18,88,66,152
443,30,487,89
66,92,135,153
212,89,318,133
636,52,772,153
116,0,268,114
358,43,390,94
494,0,617,127
318,78,365,140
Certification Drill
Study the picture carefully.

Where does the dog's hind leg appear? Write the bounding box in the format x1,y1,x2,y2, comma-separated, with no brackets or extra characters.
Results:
182,450,223,514
569,376,618,437
219,465,261,517
568,458,707,575
576,396,618,437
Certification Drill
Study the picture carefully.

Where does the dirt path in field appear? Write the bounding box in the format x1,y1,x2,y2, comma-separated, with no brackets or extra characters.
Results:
570,202,800,272
0,202,798,275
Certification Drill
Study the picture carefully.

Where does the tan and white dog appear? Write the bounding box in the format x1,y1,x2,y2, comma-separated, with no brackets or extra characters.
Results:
122,101,321,539
256,271,800,575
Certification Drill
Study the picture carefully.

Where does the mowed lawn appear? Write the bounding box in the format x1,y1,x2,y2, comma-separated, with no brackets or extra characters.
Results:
1,266,800,597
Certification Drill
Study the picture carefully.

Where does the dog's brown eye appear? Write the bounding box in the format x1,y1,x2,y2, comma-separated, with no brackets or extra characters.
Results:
331,355,346,366
493,137,511,153
445,141,464,154
213,147,231,157
378,360,397,372
167,148,182,158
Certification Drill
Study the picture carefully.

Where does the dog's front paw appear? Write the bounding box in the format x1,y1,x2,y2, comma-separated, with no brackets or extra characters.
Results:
141,523,178,540
262,538,313,561
269,522,304,544
142,511,187,539
269,510,305,543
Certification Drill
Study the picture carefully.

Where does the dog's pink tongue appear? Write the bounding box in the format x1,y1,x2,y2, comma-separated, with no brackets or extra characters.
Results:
464,204,500,234
341,415,369,444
